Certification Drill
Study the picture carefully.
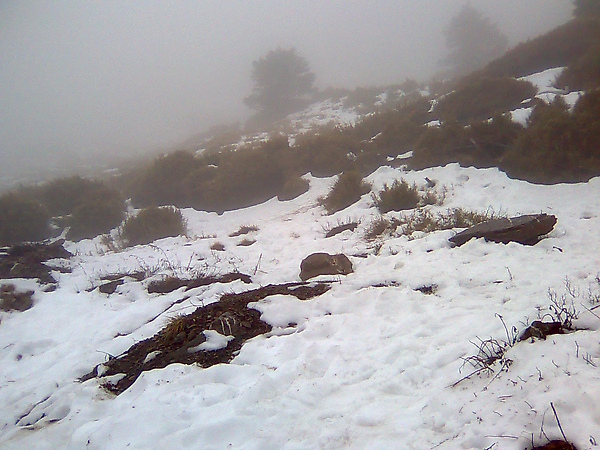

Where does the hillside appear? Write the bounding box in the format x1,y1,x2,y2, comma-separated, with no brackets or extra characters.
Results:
1,16,600,450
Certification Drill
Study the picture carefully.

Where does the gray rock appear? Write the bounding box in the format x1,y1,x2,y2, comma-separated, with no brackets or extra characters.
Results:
299,253,353,281
449,213,557,247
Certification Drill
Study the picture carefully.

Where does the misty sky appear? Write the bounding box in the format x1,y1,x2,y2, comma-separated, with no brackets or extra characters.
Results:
0,0,573,184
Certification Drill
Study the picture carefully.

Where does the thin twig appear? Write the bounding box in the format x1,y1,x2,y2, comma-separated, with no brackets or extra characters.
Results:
450,366,489,387
550,402,568,442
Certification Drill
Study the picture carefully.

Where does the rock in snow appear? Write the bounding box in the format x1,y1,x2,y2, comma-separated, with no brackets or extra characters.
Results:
299,252,353,281
449,213,557,247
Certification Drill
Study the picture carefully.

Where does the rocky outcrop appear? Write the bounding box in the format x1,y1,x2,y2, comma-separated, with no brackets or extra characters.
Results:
300,253,353,281
449,214,557,247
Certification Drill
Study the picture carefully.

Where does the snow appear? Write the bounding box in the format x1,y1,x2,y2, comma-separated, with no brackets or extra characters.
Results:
2,66,600,448
189,331,234,352
1,161,600,449
509,67,587,126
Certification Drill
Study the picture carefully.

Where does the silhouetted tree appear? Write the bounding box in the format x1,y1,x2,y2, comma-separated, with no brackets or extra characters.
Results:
573,0,600,18
443,4,509,77
244,47,316,123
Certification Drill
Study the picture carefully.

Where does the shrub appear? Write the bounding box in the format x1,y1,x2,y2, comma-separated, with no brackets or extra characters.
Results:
557,43,600,91
210,242,225,251
353,97,430,162
320,171,371,214
132,151,200,207
277,175,310,201
363,217,396,241
396,208,498,236
480,18,600,78
433,77,536,122
412,114,523,170
501,93,600,182
120,206,187,247
373,179,421,213
41,176,113,216
0,193,51,246
67,187,126,241
294,127,359,177
229,225,259,237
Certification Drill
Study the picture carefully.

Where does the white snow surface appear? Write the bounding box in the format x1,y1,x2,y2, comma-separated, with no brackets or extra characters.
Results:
511,67,585,125
1,163,600,449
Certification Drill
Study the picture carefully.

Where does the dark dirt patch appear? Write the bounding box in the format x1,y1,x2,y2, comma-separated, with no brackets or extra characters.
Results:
82,281,330,395
518,321,575,342
98,279,124,295
101,271,147,283
415,284,438,295
325,222,358,238
0,240,71,284
147,272,252,294
229,225,259,237
531,440,577,450
0,284,34,312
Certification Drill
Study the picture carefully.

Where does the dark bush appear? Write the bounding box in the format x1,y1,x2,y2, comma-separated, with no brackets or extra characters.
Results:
434,77,536,122
320,170,371,214
500,93,600,183
373,179,421,213
120,206,187,247
67,187,126,241
277,175,310,201
412,114,523,170
41,176,112,216
354,97,430,158
132,151,200,207
480,18,600,78
556,43,600,91
0,193,51,246
200,144,286,212
294,127,358,177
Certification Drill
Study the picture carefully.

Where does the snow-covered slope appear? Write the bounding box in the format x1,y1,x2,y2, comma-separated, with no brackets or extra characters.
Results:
1,161,600,449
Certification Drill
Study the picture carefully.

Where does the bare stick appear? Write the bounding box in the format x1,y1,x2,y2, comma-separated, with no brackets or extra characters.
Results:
550,402,568,442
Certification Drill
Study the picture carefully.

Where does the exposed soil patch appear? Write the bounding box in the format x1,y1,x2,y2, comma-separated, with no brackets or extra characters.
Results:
147,272,252,294
229,225,259,237
531,440,577,450
82,281,330,395
415,284,438,295
325,222,358,238
518,321,576,342
0,240,71,284
0,284,34,312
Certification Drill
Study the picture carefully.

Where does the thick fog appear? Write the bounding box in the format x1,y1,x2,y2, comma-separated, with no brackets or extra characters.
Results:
1,0,572,187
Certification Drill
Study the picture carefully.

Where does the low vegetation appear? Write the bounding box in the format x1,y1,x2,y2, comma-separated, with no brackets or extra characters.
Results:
320,171,371,214
372,179,441,214
120,206,187,247
501,92,600,183
2,15,599,223
433,77,536,122
372,180,421,213
480,18,600,79
0,193,51,246
364,208,497,241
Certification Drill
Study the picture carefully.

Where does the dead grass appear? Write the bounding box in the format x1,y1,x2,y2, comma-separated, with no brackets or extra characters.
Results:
229,225,259,237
